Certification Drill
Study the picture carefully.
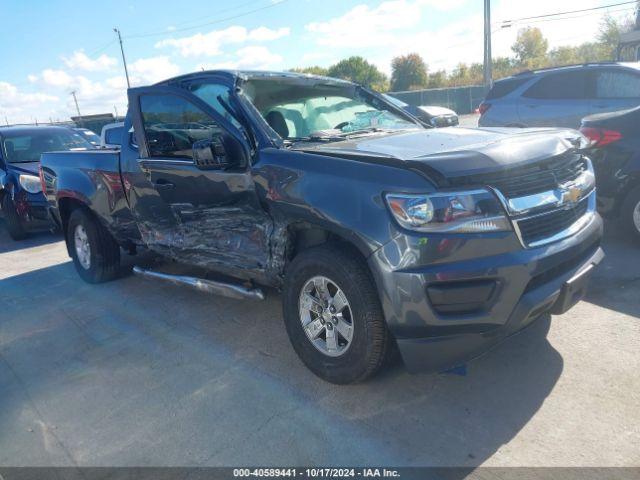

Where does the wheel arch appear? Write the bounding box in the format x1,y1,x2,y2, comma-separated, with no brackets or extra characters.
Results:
284,220,373,269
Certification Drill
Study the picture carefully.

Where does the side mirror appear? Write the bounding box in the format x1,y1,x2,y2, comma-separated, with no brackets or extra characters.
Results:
192,134,248,170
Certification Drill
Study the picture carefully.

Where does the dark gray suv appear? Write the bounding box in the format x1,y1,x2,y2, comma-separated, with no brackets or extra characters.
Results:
479,62,640,129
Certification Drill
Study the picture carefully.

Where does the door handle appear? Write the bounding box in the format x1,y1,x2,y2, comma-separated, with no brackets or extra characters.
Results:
152,180,175,190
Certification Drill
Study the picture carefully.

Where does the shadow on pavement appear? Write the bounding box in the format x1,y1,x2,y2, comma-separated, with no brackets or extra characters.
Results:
584,221,640,319
0,259,563,467
0,218,63,254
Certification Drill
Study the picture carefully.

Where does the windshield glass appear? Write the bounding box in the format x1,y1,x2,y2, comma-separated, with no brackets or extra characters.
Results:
2,129,93,163
242,79,420,140
77,129,101,145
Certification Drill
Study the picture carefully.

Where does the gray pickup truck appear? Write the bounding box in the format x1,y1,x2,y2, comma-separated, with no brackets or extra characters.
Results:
40,71,604,383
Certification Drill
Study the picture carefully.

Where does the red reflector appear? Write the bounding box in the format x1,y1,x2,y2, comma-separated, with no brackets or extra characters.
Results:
580,126,622,147
478,102,491,115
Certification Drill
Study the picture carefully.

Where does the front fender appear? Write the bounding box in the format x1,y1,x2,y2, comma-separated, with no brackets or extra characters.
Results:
252,148,435,258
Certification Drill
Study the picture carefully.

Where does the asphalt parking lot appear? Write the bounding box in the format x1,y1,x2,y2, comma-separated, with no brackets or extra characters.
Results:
0,216,638,468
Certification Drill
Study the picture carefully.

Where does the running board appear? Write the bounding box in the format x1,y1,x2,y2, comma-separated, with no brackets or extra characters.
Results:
132,266,265,301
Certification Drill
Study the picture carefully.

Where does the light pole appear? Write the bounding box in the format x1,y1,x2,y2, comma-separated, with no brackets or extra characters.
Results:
483,0,493,90
71,90,83,126
114,28,131,88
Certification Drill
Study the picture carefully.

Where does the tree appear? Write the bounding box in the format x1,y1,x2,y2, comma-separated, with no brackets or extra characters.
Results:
598,13,635,59
492,56,517,80
290,66,329,76
390,53,428,91
427,70,447,88
326,56,388,91
512,27,549,69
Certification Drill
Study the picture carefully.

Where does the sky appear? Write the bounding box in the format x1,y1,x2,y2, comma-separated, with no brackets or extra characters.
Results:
0,0,635,123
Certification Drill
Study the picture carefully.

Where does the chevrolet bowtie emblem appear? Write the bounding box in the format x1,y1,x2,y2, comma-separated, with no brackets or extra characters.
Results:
561,185,582,204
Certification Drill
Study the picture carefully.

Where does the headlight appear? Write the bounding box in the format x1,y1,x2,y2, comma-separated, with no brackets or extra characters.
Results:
385,189,512,233
19,174,42,194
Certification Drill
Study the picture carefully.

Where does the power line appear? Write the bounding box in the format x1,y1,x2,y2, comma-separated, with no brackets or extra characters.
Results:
167,0,266,29
124,0,288,39
498,0,637,26
503,5,636,27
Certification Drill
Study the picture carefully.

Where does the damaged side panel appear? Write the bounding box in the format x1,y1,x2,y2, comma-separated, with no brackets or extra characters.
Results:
251,148,434,274
124,159,276,285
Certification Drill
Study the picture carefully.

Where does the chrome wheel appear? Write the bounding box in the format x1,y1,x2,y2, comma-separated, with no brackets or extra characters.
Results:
634,200,640,233
299,276,353,357
74,224,91,270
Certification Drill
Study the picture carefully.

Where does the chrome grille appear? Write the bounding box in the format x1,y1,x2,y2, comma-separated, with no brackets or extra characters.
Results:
517,199,589,246
450,153,595,247
450,154,586,198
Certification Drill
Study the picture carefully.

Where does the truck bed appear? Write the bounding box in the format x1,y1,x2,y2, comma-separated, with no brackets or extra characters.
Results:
40,149,138,243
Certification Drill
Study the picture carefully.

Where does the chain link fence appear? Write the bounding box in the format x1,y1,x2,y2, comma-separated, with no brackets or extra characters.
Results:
388,85,487,115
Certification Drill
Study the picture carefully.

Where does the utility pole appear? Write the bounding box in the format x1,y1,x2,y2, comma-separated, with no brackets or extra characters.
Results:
70,90,83,126
114,28,131,88
483,0,493,90
114,105,119,119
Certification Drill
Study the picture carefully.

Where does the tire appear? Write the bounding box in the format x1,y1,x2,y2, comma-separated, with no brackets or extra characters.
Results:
67,208,121,283
283,244,389,384
621,185,640,242
2,194,27,241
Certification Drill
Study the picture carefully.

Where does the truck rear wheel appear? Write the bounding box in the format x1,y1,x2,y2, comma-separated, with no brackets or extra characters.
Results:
283,244,389,384
67,209,121,283
2,194,27,241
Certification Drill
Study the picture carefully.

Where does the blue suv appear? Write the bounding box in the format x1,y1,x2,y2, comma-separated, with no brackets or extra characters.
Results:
479,62,640,129
0,125,94,240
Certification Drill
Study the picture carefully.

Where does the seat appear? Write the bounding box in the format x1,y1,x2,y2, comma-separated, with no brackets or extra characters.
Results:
265,111,289,139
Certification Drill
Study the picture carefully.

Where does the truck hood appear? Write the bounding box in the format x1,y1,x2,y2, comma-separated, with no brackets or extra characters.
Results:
295,127,587,184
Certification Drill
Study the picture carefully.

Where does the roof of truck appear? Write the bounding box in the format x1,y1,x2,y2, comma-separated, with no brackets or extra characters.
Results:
0,125,75,135
156,70,354,86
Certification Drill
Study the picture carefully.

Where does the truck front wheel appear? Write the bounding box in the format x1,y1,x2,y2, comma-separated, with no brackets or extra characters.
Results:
67,209,121,283
283,244,389,384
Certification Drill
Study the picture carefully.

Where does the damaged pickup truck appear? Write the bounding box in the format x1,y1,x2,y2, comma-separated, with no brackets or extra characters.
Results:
40,71,604,384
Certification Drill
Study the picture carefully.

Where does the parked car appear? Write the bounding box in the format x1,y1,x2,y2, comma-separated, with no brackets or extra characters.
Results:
40,71,603,383
382,94,459,127
479,62,640,128
0,125,94,240
100,121,125,149
74,127,101,147
580,106,640,239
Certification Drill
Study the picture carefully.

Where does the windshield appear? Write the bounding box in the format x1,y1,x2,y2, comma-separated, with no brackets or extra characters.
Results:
77,129,101,145
242,79,420,140
381,93,409,108
2,129,93,163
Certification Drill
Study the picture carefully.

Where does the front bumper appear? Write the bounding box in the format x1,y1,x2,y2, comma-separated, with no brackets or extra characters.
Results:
10,190,54,230
368,210,603,373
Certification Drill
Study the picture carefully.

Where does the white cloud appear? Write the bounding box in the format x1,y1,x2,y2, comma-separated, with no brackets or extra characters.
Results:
305,0,463,49
248,26,290,42
129,56,181,84
15,54,179,124
41,69,74,87
156,25,290,57
197,45,284,71
0,81,59,122
62,50,117,72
